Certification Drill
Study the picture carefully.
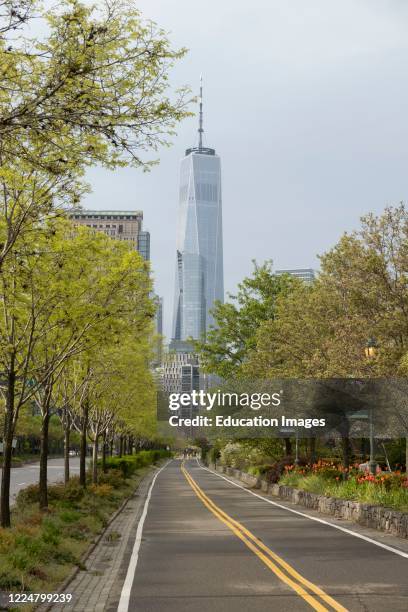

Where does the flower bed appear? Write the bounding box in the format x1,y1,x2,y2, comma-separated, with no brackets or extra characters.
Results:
279,461,408,512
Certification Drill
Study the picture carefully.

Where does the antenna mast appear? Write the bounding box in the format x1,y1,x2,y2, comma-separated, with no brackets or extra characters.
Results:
198,75,203,150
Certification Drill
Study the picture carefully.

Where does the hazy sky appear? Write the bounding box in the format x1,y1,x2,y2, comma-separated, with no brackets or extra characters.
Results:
83,1,408,338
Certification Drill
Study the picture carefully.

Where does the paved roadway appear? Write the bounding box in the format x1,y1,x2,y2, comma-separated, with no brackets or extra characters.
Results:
118,459,408,612
0,457,81,501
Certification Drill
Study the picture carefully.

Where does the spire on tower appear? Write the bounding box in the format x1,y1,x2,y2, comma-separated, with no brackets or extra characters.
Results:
185,75,215,156
198,75,203,150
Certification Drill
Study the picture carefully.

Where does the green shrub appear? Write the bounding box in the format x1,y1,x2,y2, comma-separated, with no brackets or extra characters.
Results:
41,518,61,547
0,528,15,553
247,466,261,476
14,533,48,561
48,477,85,503
7,549,32,571
0,570,24,589
90,484,114,498
100,450,170,478
59,510,80,524
98,469,124,488
208,447,221,464
16,484,40,506
246,464,271,477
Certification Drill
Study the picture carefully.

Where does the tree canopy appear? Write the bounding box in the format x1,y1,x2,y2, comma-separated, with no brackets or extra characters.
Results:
194,261,298,378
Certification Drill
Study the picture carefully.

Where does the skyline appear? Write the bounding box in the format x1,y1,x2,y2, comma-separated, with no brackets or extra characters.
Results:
83,1,408,337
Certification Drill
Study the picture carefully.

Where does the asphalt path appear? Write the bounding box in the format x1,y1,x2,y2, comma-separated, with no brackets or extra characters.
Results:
118,459,408,612
0,456,81,501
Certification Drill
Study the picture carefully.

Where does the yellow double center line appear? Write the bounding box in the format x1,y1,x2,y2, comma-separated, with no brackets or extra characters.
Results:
181,462,348,612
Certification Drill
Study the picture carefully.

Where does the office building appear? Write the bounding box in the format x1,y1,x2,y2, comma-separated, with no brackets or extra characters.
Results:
276,268,316,284
71,208,164,357
70,210,150,260
172,78,224,342
152,296,164,365
161,350,200,397
137,230,150,261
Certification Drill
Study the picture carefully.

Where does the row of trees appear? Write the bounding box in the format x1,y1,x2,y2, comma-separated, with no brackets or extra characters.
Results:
0,0,191,527
195,205,408,468
0,220,157,526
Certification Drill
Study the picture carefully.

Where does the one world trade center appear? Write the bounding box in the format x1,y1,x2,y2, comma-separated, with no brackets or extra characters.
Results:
172,79,224,342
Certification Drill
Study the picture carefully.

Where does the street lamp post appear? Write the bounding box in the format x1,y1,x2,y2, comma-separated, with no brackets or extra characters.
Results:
280,427,298,464
295,428,299,465
365,338,378,475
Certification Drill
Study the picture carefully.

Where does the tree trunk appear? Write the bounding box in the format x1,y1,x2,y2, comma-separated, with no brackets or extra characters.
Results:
1,366,16,528
119,435,123,458
284,438,292,456
92,433,99,485
102,431,107,473
64,413,71,484
39,411,50,510
79,401,89,487
309,437,317,464
342,436,351,472
110,438,114,457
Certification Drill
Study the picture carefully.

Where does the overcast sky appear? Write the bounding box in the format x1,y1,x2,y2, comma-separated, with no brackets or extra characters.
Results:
83,1,408,338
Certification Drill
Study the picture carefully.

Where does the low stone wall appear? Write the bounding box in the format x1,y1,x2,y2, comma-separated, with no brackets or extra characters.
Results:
210,463,408,539
221,465,261,488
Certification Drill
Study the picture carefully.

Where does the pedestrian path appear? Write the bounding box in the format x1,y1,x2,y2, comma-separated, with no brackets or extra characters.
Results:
45,469,155,612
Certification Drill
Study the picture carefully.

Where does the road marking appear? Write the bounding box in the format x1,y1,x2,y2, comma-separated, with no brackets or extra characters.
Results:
182,463,347,612
17,482,26,486
199,462,408,560
117,461,171,612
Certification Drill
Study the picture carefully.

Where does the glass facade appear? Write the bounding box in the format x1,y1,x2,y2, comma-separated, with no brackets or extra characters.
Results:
276,268,316,284
137,230,150,261
172,150,224,341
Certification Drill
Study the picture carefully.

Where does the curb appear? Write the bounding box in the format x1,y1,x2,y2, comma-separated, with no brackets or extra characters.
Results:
2,455,64,469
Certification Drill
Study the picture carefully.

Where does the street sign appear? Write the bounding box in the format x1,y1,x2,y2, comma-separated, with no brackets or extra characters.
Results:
0,438,17,452
349,410,369,420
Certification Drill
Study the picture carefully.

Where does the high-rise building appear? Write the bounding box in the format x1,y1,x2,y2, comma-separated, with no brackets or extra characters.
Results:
70,209,150,260
276,268,316,284
161,350,200,396
71,208,164,354
137,230,150,261
152,296,164,365
172,78,224,343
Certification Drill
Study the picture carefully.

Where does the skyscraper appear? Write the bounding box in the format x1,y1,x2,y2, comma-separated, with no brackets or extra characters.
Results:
276,268,316,284
172,78,224,342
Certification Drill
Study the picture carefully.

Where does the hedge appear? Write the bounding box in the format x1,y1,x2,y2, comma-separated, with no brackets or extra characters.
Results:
99,450,171,478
